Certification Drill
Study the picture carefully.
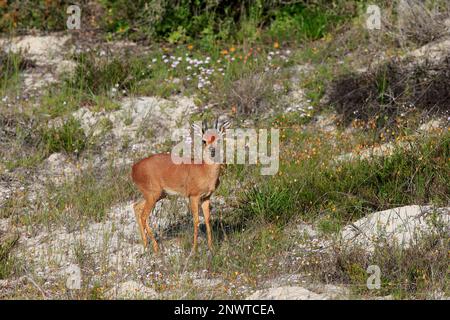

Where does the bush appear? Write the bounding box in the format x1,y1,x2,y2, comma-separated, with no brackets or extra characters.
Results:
1,1,354,45
0,234,19,279
395,0,450,46
67,52,150,96
268,4,346,41
48,166,137,223
0,50,34,83
0,0,66,31
40,117,87,155
238,132,450,226
306,234,448,297
239,184,297,224
226,71,276,115
329,55,450,127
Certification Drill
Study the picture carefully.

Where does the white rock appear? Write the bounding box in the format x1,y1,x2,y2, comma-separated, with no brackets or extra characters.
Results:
192,278,222,288
320,284,350,299
296,223,318,238
0,34,74,90
114,280,158,299
42,152,78,184
408,37,450,63
71,96,195,145
0,35,70,63
335,141,410,163
341,205,449,252
55,60,77,76
314,113,337,133
23,72,57,89
418,119,443,132
0,218,9,233
246,286,329,300
16,199,188,275
0,279,8,288
0,184,12,207
64,264,82,290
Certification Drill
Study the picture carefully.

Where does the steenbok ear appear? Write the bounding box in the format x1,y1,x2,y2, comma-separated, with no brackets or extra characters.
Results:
214,117,219,129
219,120,231,133
191,123,203,137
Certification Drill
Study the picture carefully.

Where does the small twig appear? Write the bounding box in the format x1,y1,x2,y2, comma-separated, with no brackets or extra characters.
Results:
25,275,48,299
181,248,194,275
219,211,229,243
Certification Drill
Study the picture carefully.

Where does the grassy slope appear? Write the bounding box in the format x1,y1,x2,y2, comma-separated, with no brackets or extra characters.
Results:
0,1,449,299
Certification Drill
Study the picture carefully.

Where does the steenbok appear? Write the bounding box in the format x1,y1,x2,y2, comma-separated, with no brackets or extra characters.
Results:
131,118,231,253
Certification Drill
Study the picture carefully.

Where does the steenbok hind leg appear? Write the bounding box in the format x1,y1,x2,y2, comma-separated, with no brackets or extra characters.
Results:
133,201,147,247
201,198,213,251
141,194,160,253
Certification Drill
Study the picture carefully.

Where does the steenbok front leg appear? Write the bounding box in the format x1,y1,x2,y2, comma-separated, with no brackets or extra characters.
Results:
190,196,200,252
201,198,213,251
141,194,160,253
133,201,147,247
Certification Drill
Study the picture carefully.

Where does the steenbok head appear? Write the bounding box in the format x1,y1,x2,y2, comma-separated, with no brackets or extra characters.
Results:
191,118,231,162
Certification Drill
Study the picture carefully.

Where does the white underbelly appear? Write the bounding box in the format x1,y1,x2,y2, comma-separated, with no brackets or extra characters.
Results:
164,188,181,196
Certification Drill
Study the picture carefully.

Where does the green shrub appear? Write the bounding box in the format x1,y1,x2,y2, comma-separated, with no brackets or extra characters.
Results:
47,165,137,223
306,233,449,298
268,4,345,41
0,234,19,279
41,117,87,155
0,50,34,86
1,0,356,46
0,0,66,32
238,132,449,226
67,52,150,95
330,55,450,127
240,184,296,224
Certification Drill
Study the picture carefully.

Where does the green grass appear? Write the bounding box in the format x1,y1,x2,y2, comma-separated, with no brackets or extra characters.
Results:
67,51,152,96
237,131,450,228
2,119,447,299
0,234,19,279
40,117,87,155
0,51,30,85
61,41,293,114
4,153,45,171
268,4,347,42
3,161,137,229
41,165,137,225
304,232,449,298
0,1,448,300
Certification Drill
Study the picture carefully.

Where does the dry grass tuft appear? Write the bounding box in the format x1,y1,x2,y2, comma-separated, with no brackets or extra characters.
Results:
329,54,450,126
303,233,448,298
395,0,450,46
226,71,277,115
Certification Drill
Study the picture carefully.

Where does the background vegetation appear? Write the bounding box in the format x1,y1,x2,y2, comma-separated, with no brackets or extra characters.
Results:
0,0,449,299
